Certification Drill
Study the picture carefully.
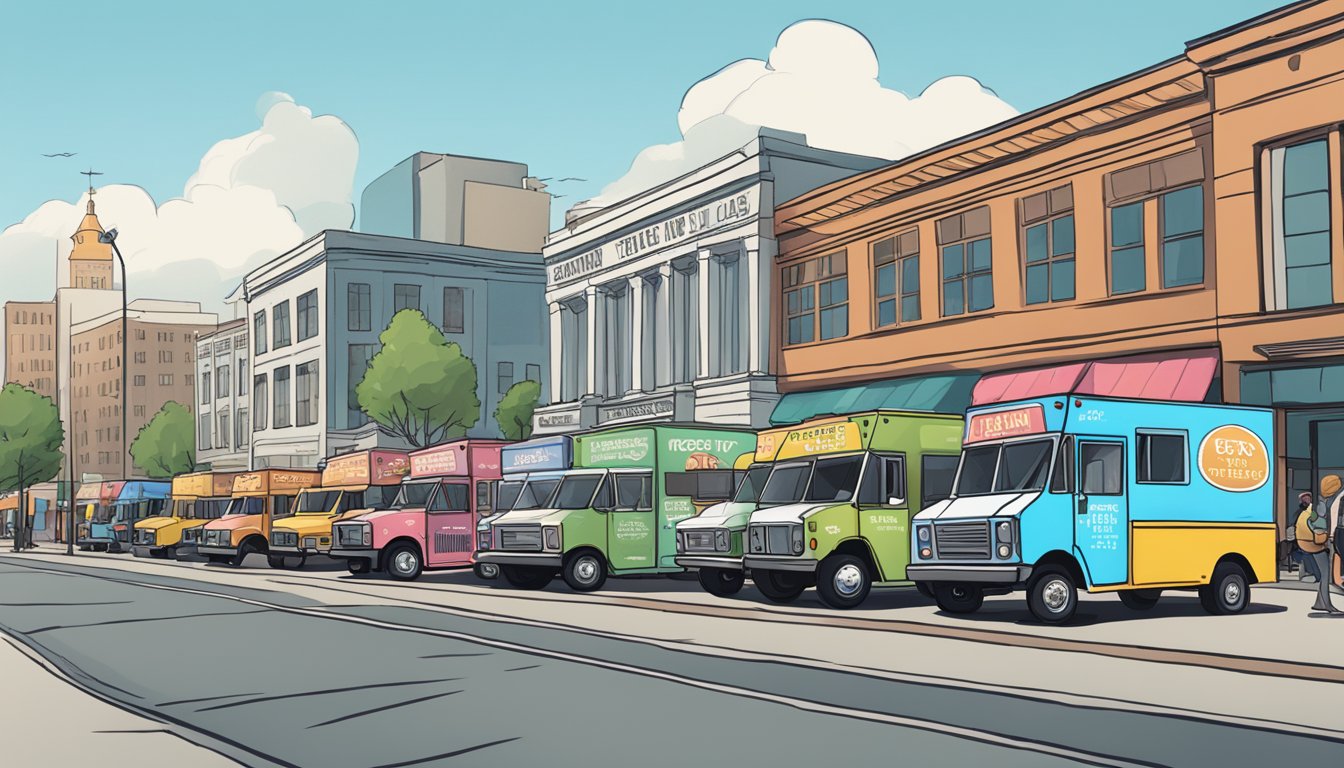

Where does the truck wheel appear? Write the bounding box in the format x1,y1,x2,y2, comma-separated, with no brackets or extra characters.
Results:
472,563,499,580
562,551,607,592
206,554,230,565
231,540,260,568
1118,589,1161,610
753,570,806,604
347,559,371,575
1198,561,1249,615
384,543,423,581
502,564,553,590
1027,566,1078,624
933,583,984,614
915,582,934,600
698,567,745,597
816,554,872,609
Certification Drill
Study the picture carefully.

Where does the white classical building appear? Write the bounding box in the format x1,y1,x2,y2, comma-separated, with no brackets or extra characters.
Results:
194,284,250,471
532,130,885,434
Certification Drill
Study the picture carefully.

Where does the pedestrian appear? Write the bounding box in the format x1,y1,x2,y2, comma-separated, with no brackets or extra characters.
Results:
1327,475,1344,594
1294,492,1324,583
1311,475,1342,614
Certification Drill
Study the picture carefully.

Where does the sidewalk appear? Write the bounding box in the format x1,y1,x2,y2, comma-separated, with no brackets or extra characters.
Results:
0,633,239,767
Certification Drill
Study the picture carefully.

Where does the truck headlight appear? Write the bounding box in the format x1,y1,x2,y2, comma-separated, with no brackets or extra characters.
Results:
543,526,561,551
916,526,931,543
715,529,729,552
477,531,490,551
791,525,804,555
996,521,1013,543
362,524,372,546
748,526,762,553
675,531,685,554
998,544,1012,558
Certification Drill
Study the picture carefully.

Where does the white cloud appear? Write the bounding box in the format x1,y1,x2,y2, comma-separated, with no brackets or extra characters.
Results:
0,92,359,312
593,20,1019,205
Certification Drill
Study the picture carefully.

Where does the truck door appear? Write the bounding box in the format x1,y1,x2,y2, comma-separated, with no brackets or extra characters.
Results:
1074,438,1129,586
606,472,656,570
427,481,473,567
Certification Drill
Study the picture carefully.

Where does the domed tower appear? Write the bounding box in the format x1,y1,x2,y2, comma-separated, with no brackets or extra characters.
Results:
69,185,114,290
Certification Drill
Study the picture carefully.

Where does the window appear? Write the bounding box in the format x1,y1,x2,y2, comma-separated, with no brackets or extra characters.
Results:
274,366,291,428
219,412,230,449
873,230,920,327
348,283,371,332
236,408,248,447
134,405,145,418
428,483,469,512
1050,436,1074,493
201,372,211,404
134,375,145,387
1109,202,1145,295
159,374,173,386
199,413,212,450
443,287,464,333
525,363,541,383
253,310,267,355
348,344,377,428
937,207,993,316
921,455,960,505
1080,442,1123,495
394,284,420,313
134,351,146,364
239,359,248,395
1161,186,1204,288
858,455,906,505
1021,185,1075,304
1268,138,1333,309
613,473,654,511
159,350,173,363
297,290,318,341
253,375,268,430
783,252,847,345
296,361,319,427
216,364,230,400
1137,431,1187,484
498,362,514,394
272,301,291,348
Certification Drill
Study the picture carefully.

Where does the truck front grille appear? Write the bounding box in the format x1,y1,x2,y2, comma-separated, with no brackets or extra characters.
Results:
935,522,991,559
499,526,543,551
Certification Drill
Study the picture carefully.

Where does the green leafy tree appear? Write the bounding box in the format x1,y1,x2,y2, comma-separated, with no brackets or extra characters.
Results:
130,401,195,479
0,384,65,551
356,309,481,448
495,380,541,441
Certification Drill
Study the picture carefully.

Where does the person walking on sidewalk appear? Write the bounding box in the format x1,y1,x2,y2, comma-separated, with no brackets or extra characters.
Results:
1328,475,1344,593
1311,475,1342,614
1295,492,1325,583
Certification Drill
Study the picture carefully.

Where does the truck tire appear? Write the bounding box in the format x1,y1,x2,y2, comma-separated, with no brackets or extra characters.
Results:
753,570,806,604
562,551,607,592
816,554,872,609
502,564,553,590
1198,561,1249,615
347,559,371,575
267,553,307,570
932,583,984,614
915,582,934,600
697,567,745,597
384,542,423,581
231,540,261,568
1118,589,1161,610
1027,566,1078,624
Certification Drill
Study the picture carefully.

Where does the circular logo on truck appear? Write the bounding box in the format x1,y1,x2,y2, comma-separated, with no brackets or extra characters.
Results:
684,452,720,470
1197,425,1269,492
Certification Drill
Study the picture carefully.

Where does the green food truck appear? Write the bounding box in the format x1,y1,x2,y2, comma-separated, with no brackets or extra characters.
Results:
741,411,964,608
477,424,756,592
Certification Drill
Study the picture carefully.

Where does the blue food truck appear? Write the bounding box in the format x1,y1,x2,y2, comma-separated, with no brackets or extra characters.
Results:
908,396,1276,623
474,435,573,580
79,481,171,553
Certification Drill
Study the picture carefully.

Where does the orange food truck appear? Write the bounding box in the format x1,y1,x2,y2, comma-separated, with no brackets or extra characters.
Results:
197,469,319,567
268,449,409,565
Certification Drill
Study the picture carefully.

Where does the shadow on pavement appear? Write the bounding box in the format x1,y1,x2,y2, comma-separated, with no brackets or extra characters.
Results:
935,595,1288,627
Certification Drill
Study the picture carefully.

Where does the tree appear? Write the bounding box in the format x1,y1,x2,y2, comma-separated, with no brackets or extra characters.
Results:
495,380,541,441
356,309,480,448
130,401,195,479
0,384,65,552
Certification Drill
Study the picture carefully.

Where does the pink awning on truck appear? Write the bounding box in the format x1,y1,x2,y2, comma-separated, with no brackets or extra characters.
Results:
972,350,1219,406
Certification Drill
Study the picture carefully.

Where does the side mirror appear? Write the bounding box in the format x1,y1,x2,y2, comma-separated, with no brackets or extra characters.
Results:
887,496,906,507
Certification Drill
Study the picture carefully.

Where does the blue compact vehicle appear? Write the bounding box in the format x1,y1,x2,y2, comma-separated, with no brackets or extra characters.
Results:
82,481,171,554
909,396,1276,623
474,436,574,580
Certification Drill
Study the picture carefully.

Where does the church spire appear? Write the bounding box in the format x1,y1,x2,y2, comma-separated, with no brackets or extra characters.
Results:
68,171,114,290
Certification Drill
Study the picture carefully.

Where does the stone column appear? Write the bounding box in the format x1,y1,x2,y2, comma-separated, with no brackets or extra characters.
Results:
697,249,713,381
583,285,602,397
547,301,563,403
656,264,674,388
746,240,770,374
628,277,644,393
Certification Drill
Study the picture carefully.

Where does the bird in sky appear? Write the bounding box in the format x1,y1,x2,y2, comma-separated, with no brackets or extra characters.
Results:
42,152,77,158
558,177,586,182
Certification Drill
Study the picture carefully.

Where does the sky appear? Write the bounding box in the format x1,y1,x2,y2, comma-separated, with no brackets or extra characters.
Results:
0,0,1288,313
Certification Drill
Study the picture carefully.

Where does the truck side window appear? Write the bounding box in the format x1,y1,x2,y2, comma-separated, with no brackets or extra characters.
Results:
882,455,906,506
1050,437,1074,494
615,473,653,511
272,495,293,519
1080,443,1123,495
1137,431,1188,484
591,476,614,510
429,483,469,512
857,455,881,505
476,481,493,512
921,455,959,505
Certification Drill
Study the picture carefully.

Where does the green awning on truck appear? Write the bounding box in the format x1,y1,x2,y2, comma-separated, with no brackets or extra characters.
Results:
769,373,980,426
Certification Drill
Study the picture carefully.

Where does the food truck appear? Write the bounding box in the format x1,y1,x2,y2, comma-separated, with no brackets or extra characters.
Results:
269,449,409,565
78,481,172,553
478,424,755,592
908,396,1277,623
132,471,238,559
329,440,505,579
740,411,965,608
473,436,574,580
197,470,319,567
75,481,125,551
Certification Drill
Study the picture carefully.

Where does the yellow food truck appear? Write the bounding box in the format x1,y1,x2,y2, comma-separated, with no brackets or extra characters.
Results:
197,469,319,567
132,472,238,559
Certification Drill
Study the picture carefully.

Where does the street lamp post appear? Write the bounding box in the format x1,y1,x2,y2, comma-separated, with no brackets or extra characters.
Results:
98,229,129,536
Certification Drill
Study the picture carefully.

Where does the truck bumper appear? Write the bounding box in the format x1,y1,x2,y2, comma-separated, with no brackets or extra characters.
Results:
675,555,743,571
905,565,1033,584
270,544,328,556
131,545,172,558
174,545,200,558
743,555,818,573
475,552,563,568
197,545,239,558
77,537,115,549
327,547,378,562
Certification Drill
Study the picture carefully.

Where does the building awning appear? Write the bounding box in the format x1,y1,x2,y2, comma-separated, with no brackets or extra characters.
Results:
972,350,1219,406
0,496,16,511
770,373,979,426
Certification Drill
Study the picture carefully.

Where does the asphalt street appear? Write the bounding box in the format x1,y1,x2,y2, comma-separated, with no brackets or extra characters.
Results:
1,554,1341,767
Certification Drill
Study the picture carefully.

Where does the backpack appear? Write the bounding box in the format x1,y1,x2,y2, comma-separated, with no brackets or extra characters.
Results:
1296,509,1328,553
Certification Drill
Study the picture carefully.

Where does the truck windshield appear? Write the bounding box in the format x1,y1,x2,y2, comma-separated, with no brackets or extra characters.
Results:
196,499,231,519
554,474,603,510
224,497,266,516
391,482,436,509
365,486,401,509
758,455,865,506
496,480,525,512
92,504,118,524
513,478,560,510
296,490,339,514
955,439,1055,496
167,500,191,518
732,466,772,504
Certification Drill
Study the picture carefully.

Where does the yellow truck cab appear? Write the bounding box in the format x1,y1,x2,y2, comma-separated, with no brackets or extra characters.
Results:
198,470,319,567
132,471,238,559
269,449,409,566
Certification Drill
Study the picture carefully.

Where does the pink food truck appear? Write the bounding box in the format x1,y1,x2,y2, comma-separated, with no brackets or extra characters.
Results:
328,439,506,580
